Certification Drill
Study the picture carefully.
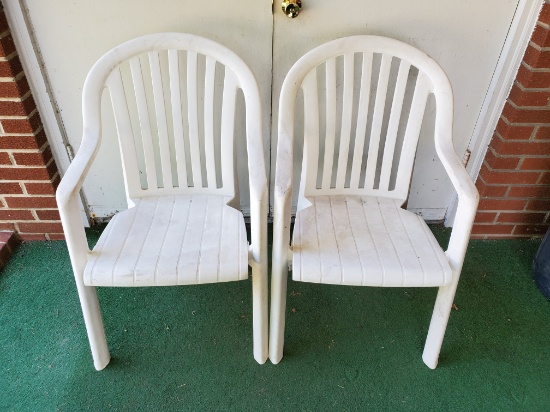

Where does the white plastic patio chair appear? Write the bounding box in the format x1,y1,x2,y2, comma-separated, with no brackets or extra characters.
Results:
56,33,268,370
270,36,479,369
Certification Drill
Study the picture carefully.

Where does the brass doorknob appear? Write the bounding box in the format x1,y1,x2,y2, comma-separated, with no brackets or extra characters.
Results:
282,0,302,18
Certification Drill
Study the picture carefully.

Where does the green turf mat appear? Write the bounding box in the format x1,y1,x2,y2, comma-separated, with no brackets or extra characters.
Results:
1,226,549,411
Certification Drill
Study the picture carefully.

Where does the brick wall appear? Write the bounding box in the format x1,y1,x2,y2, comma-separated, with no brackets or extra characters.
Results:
0,5,63,241
473,1,550,239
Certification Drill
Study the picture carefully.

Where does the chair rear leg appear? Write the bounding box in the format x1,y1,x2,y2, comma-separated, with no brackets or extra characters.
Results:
422,281,458,369
75,281,110,370
251,264,268,364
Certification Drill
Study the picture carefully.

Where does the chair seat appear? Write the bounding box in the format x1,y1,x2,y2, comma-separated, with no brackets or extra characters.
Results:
84,194,249,287
292,195,452,287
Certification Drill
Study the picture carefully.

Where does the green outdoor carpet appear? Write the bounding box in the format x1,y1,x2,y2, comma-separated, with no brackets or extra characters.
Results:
1,225,549,411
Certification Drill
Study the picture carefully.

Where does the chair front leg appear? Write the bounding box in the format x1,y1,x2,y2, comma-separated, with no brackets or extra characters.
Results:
74,276,110,370
269,253,289,364
251,260,268,364
422,278,459,369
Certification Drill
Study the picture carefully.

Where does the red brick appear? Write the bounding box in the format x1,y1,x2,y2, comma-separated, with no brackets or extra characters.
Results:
491,135,550,155
534,126,550,140
0,34,16,58
497,212,546,223
0,151,11,165
523,44,550,69
475,177,509,198
479,164,540,185
508,84,550,107
18,233,46,241
501,102,550,124
0,231,12,243
538,3,550,26
484,150,520,170
531,24,550,48
47,233,65,241
4,196,57,209
1,112,41,134
520,156,550,170
0,97,36,117
18,222,63,234
472,224,514,235
474,212,497,223
24,181,57,195
12,148,52,167
0,209,34,220
6,231,21,250
0,222,16,231
508,185,550,198
0,182,22,194
539,172,550,185
527,199,550,211
478,198,527,211
0,9,9,33
0,76,30,99
0,131,47,150
512,224,550,236
495,118,534,140
0,166,53,181
35,209,60,221
516,64,550,88
0,58,23,78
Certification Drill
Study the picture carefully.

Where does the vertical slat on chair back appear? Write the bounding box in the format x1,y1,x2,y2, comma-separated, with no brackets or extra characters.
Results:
106,48,240,198
299,47,434,204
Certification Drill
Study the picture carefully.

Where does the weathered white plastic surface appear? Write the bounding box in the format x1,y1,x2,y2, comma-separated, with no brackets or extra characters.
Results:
293,196,452,287
56,33,268,370
270,36,479,369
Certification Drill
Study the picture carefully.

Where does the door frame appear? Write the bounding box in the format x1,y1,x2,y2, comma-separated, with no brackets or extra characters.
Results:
4,0,543,224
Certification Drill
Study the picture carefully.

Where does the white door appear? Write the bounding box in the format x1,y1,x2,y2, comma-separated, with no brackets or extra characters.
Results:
271,0,520,220
21,0,520,220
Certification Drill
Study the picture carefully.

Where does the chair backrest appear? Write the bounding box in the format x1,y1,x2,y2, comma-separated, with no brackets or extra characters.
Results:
277,36,453,210
83,33,263,201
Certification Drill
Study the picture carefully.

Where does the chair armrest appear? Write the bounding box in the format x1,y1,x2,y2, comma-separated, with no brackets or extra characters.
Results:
436,138,479,273
56,127,101,267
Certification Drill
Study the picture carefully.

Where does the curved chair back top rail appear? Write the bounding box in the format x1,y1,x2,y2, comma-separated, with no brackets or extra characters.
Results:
276,35,456,209
77,33,265,202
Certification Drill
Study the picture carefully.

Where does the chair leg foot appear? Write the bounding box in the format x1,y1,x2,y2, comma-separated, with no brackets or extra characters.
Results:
422,283,458,369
